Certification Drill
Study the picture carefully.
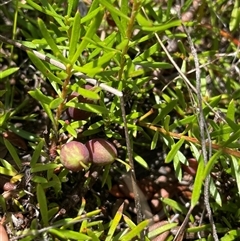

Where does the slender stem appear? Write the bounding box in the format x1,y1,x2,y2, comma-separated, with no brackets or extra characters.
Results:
139,121,240,157
118,1,140,82
117,1,144,228
11,0,19,58
180,8,218,240
0,34,123,98
55,65,72,131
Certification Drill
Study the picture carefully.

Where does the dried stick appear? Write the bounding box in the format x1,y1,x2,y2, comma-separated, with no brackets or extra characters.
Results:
179,13,219,241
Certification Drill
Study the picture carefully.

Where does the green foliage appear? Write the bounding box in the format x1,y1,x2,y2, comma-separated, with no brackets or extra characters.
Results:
0,67,19,79
0,0,239,240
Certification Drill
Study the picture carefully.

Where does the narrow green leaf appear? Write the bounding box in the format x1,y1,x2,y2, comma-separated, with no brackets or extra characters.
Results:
28,89,53,105
162,198,188,213
71,10,104,64
32,176,48,183
177,40,187,55
227,100,235,121
99,0,130,21
203,150,222,180
152,99,178,124
0,109,9,127
31,139,45,166
37,184,48,226
0,67,19,79
43,103,57,130
101,164,111,188
31,163,59,173
170,115,196,129
49,229,91,240
225,117,239,131
175,88,186,110
136,12,152,27
86,120,104,131
144,2,160,22
203,95,222,116
120,0,128,29
173,153,182,181
166,0,174,19
105,203,124,241
126,112,142,120
4,139,22,170
67,0,74,17
73,65,103,75
177,151,187,164
210,126,233,138
231,156,240,196
69,10,81,60
27,51,63,87
66,102,108,115
48,174,61,194
191,156,204,207
49,97,64,109
58,120,78,138
82,52,116,69
133,43,159,62
48,207,59,221
130,33,155,47
140,20,181,31
87,229,101,241
209,177,222,207
79,219,88,233
221,124,233,142
233,88,240,99
88,32,117,60
165,138,185,163
25,0,65,20
120,220,149,241
49,228,67,240
123,214,136,230
8,123,39,142
70,86,100,100
0,166,17,176
151,131,159,150
133,152,149,169
70,120,88,130
32,36,67,46
229,0,240,31
0,159,18,172
38,18,66,63
82,128,101,136
103,5,126,38
223,128,240,146
163,115,170,132
38,0,65,27
41,180,61,191
221,229,240,241
186,224,227,235
82,36,119,53
80,6,102,24
190,143,201,160
28,89,56,129
0,90,6,97
0,195,6,212
148,223,178,239
134,61,172,69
